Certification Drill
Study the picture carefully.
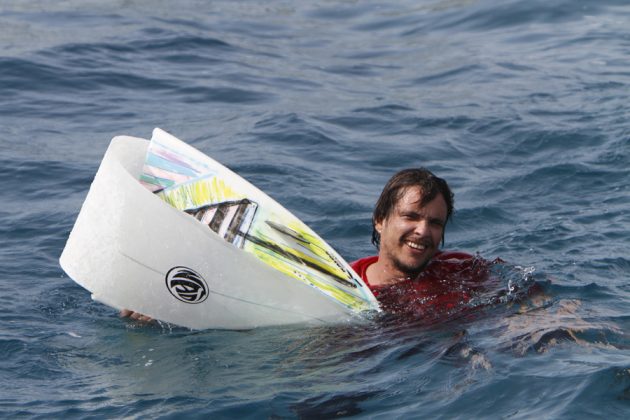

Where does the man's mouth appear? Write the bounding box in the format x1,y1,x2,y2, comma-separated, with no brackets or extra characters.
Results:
403,238,432,251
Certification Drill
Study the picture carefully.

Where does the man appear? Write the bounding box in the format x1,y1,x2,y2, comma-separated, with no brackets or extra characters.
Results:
351,168,485,317
123,168,483,321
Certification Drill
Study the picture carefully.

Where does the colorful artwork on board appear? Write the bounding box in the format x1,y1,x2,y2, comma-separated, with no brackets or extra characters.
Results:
139,131,376,312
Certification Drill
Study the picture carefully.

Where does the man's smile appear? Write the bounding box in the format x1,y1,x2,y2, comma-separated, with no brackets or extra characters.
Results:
402,236,433,253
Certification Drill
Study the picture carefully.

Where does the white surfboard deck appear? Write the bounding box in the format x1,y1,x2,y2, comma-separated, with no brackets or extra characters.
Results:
60,128,380,330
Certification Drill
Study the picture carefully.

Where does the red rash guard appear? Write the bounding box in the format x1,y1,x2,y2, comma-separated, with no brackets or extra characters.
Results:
351,251,490,317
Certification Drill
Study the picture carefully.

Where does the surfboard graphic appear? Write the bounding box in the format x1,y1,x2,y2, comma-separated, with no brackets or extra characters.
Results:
59,128,380,329
141,129,373,311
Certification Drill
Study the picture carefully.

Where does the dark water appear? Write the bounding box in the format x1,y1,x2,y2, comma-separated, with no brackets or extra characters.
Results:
1,0,629,417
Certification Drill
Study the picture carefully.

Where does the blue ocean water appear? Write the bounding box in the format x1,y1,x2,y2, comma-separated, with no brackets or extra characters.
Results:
1,0,629,417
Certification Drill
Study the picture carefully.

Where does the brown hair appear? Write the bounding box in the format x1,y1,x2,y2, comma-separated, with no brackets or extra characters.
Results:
371,168,454,248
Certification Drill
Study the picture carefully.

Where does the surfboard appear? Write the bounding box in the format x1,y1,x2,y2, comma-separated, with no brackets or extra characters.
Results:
59,128,380,329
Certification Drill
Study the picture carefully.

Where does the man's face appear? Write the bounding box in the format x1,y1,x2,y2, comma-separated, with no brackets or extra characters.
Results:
375,186,447,278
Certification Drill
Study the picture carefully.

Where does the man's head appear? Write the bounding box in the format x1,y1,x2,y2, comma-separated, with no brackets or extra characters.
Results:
371,168,454,276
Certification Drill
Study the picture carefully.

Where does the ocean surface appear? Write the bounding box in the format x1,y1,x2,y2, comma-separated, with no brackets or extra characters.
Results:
1,0,629,418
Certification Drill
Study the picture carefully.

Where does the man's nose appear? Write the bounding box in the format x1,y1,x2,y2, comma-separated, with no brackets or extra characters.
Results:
413,219,429,236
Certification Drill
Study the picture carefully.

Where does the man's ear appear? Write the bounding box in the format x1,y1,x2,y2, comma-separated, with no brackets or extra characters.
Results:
374,217,383,234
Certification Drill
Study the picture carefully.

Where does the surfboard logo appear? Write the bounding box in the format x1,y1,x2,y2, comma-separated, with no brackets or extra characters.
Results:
165,267,208,304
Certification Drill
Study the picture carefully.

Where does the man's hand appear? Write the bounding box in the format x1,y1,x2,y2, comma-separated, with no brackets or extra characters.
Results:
119,309,153,323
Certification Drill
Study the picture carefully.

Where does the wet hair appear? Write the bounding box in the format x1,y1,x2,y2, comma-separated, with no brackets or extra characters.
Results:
371,168,454,249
